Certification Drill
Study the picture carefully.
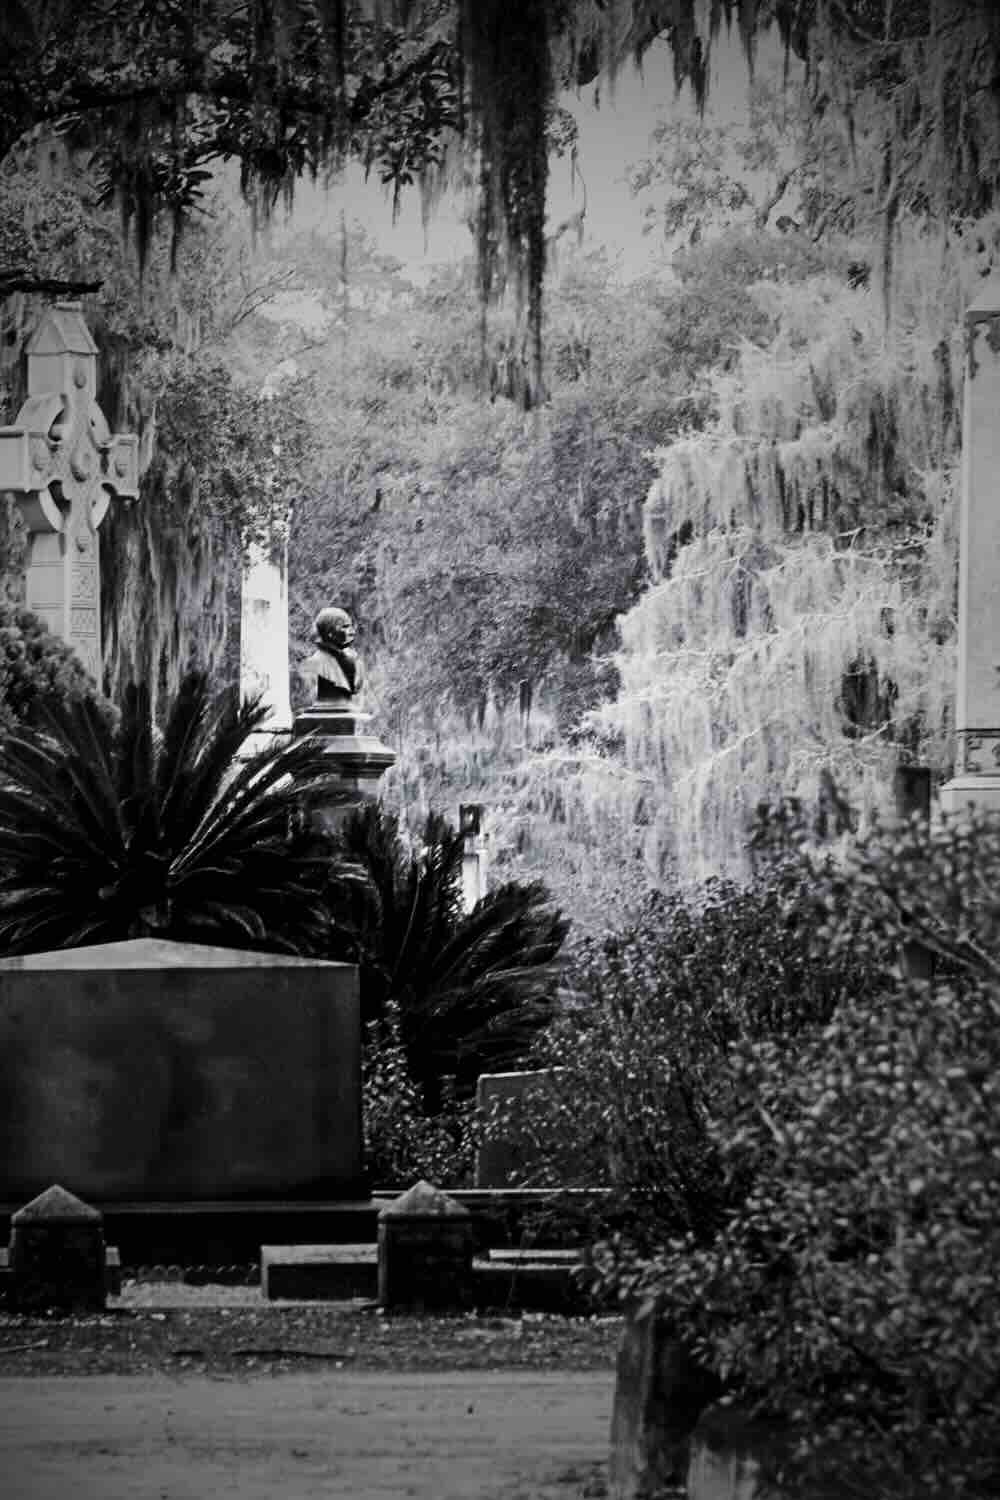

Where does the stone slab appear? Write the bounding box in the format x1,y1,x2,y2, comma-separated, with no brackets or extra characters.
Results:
0,940,362,1203
939,775,1000,813
470,1261,580,1313
258,1242,587,1312
261,1244,377,1301
475,1070,563,1188
0,938,342,970
486,1248,579,1265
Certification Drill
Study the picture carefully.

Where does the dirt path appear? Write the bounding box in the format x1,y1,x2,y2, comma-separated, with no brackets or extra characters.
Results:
0,1370,613,1499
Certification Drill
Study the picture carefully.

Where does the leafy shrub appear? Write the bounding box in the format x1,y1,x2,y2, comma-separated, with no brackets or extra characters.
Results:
809,804,1000,984
0,604,113,734
486,862,883,1249
327,802,569,1110
596,808,1000,1499
362,1000,478,1188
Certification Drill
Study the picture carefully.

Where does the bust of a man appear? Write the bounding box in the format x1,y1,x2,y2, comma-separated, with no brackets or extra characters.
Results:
302,606,364,706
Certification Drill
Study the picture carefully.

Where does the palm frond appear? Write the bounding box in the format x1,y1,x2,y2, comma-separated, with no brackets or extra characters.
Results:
326,802,569,1106
0,669,348,955
37,695,124,848
153,677,273,849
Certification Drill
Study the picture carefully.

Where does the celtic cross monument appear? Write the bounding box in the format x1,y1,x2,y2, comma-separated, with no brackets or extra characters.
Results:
0,304,139,680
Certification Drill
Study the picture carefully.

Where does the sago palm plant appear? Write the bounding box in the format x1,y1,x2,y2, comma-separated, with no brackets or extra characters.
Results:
329,802,569,1109
0,670,346,955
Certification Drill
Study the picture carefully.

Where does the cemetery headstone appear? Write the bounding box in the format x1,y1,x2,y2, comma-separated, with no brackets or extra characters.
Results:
474,1069,561,1188
0,304,139,678
941,273,1000,812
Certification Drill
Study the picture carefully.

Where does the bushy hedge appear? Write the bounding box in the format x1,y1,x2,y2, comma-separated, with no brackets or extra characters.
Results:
592,809,1000,1499
483,856,884,1248
0,604,113,733
362,999,477,1188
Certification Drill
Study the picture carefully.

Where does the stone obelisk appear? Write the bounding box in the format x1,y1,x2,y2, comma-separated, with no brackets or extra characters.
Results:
941,274,1000,812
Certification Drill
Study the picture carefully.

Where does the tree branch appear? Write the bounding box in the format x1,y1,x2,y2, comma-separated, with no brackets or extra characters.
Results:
43,41,452,135
0,271,103,298
755,163,803,229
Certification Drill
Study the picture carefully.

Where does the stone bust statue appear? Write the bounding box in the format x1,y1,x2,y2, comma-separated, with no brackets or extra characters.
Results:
302,606,364,706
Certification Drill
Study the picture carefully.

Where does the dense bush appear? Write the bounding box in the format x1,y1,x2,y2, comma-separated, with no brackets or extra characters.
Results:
485,860,884,1248
362,999,477,1188
594,808,1000,1499
0,604,113,734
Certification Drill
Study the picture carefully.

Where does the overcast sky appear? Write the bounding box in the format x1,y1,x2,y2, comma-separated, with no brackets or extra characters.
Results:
255,23,774,339
282,25,766,271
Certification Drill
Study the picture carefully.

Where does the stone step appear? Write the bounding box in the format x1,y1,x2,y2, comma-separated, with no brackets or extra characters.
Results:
261,1244,378,1302
260,1243,587,1312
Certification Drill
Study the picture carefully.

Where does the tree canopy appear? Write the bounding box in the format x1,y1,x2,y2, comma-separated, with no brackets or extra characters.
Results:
5,2,998,380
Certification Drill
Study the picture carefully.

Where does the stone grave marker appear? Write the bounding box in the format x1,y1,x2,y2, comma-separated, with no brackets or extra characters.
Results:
7,1183,107,1312
0,303,139,678
377,1180,473,1310
475,1069,562,1188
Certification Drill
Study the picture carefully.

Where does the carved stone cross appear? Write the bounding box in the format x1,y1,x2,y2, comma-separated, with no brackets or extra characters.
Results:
0,304,139,680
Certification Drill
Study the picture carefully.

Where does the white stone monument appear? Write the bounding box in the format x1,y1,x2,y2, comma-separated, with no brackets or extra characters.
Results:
941,274,1000,812
459,803,488,912
0,304,139,680
239,362,295,747
239,536,293,734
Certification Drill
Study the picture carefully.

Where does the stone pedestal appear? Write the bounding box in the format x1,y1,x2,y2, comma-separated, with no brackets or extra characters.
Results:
377,1180,474,1311
293,704,396,832
9,1184,106,1312
940,275,1000,814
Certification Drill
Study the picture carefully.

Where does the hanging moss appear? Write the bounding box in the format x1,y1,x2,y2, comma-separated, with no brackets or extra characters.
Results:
460,0,552,397
576,214,989,881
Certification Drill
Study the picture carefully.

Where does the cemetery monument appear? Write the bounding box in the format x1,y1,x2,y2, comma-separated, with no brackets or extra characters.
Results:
0,303,139,680
294,604,395,818
0,309,367,1235
940,272,1000,812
